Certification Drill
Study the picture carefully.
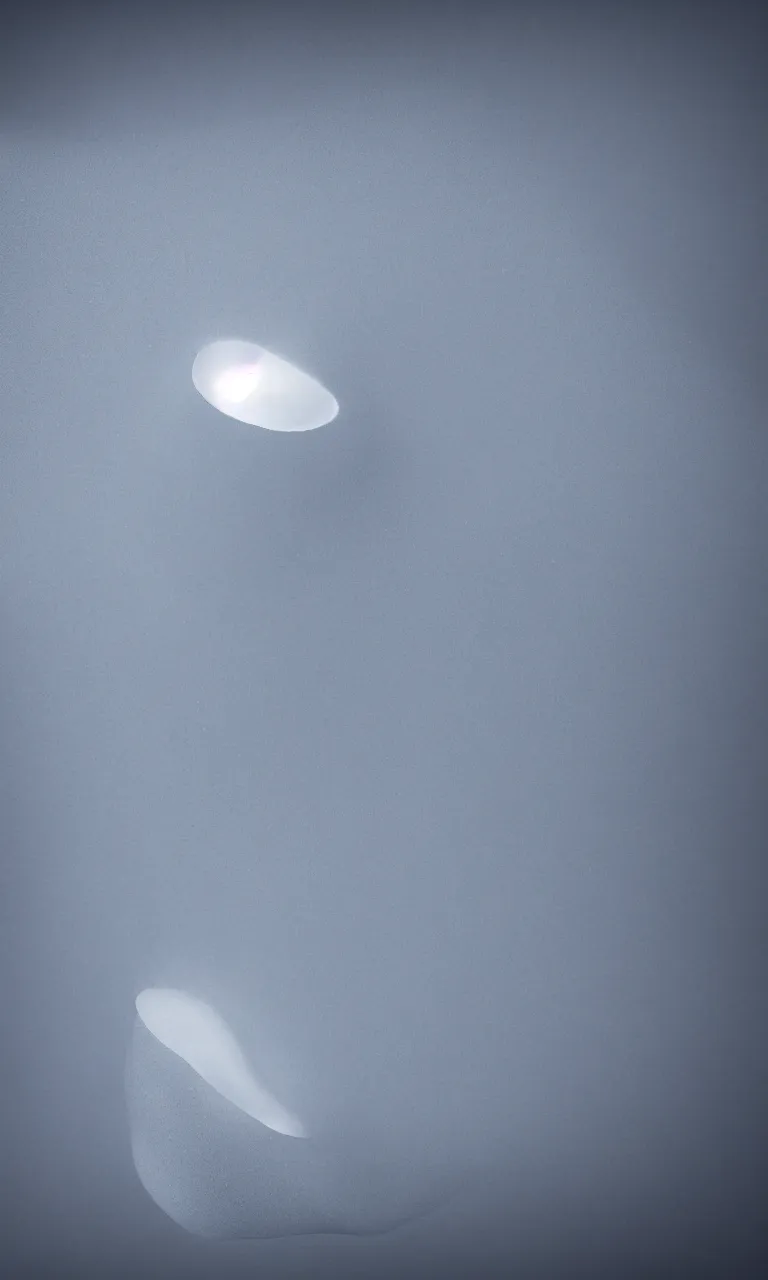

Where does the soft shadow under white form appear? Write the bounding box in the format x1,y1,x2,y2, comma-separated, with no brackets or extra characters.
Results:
126,986,461,1240
192,339,339,431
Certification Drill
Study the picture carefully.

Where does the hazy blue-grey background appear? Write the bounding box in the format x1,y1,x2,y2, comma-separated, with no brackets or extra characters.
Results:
2,2,766,1276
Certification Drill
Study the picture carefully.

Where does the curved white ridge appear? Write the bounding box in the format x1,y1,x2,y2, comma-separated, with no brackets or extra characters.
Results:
192,339,339,432
135,988,307,1139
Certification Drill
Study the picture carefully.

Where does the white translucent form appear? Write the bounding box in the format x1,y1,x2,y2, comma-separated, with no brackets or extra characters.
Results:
135,988,306,1138
126,987,461,1240
192,340,339,432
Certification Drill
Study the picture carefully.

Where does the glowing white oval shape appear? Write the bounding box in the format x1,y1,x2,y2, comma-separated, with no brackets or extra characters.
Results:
135,988,306,1138
192,340,339,432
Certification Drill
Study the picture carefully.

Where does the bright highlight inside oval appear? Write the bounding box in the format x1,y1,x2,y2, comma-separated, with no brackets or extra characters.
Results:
135,988,307,1139
192,339,339,432
214,363,262,404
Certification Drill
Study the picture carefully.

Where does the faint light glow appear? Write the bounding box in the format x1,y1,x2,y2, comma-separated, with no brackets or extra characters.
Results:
192,339,339,432
135,988,307,1139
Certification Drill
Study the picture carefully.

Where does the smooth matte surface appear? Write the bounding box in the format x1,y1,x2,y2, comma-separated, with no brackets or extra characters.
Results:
2,4,765,1279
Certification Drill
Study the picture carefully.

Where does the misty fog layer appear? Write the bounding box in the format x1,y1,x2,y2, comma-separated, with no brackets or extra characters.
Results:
2,4,765,1278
